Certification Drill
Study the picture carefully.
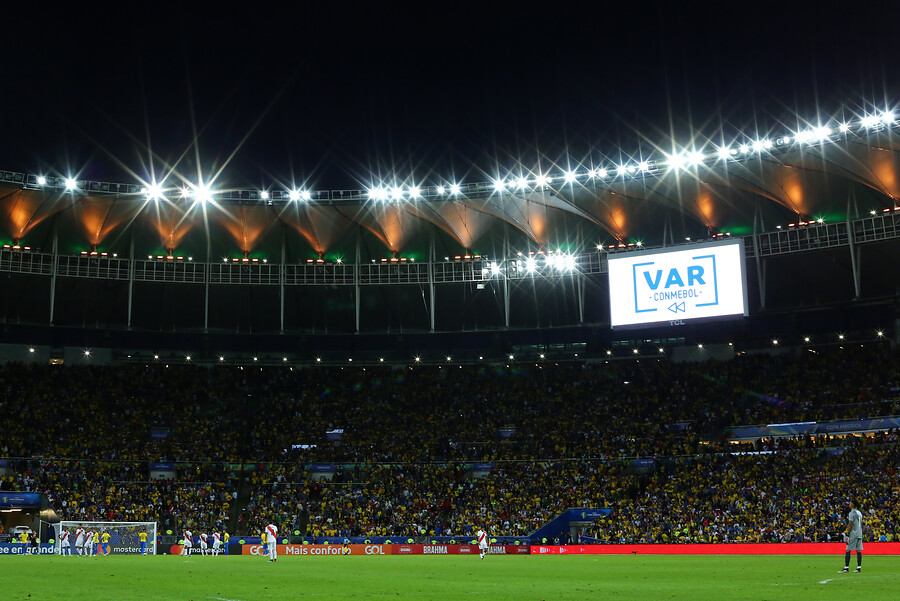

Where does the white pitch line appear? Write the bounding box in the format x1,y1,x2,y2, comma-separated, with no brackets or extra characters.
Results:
208,597,245,601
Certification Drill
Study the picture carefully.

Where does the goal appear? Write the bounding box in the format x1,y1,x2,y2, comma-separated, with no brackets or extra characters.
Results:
57,521,157,555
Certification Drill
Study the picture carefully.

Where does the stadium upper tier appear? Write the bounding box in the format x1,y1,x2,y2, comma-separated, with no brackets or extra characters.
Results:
2,114,899,261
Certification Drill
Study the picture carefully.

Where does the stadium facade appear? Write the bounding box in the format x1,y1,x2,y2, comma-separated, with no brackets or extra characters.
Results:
1,114,899,363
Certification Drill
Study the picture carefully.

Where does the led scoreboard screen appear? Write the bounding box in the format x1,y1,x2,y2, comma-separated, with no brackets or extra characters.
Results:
608,239,748,328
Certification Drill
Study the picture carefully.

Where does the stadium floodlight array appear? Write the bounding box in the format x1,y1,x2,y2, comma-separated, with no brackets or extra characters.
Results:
56,521,157,555
4,107,898,206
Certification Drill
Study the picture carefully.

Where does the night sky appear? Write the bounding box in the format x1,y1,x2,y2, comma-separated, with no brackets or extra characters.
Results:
2,2,897,190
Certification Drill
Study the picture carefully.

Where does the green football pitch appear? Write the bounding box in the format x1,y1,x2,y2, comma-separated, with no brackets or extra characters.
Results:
1,554,895,601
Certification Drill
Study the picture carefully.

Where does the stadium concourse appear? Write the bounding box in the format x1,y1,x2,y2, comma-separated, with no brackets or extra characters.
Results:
1,343,899,547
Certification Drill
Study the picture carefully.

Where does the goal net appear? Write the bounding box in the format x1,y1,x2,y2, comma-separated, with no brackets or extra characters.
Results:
57,521,157,555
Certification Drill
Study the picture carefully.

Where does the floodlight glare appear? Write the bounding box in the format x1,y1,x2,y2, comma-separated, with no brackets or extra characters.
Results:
36,176,47,186
666,153,685,170
564,170,577,183
838,123,850,133
516,177,529,189
562,254,576,271
524,257,536,272
260,190,270,200
738,144,750,154
752,140,766,153
882,111,895,124
449,183,461,195
436,185,446,194
717,146,731,160
289,189,301,201
490,262,501,276
687,151,704,166
194,184,213,203
492,179,507,192
861,114,880,128
638,161,650,172
64,178,78,190
390,187,404,201
301,190,312,201
534,174,549,187
815,126,832,140
146,183,164,201
597,168,608,178
407,186,420,198
616,165,627,176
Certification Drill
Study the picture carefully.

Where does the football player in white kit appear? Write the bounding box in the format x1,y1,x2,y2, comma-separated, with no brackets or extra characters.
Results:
199,531,209,556
57,527,69,555
265,523,278,562
477,528,488,559
75,527,86,556
182,530,193,556
212,531,221,556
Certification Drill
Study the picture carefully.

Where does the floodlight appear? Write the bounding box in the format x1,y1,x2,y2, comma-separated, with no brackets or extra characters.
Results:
838,123,850,133
390,187,404,201
449,183,461,195
301,190,312,201
289,190,301,201
616,165,627,176
626,165,637,174
882,111,895,124
587,169,598,179
436,185,446,194
752,140,767,153
145,183,164,200
861,114,880,128
492,179,507,192
64,178,78,190
815,126,832,140
407,186,420,198
490,262,501,276
638,161,650,172
194,184,213,202
666,153,685,170
738,144,750,154
597,168,608,178
562,254,576,271
524,257,536,272
36,176,47,185
260,190,270,200
219,356,225,362
515,177,529,189
717,146,731,160
687,151,704,166
563,170,577,183
84,350,91,356
534,174,549,187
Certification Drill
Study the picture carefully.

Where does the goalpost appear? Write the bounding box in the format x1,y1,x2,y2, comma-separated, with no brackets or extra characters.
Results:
57,521,158,555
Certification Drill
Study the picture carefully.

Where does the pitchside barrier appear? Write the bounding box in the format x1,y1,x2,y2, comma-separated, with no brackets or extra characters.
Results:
0,543,54,555
234,544,529,556
157,542,900,557
531,543,900,555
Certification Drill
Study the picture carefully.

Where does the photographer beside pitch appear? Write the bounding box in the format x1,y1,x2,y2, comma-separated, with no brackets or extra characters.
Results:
839,500,863,573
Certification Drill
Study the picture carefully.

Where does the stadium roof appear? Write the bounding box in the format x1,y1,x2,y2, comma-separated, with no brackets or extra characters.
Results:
2,113,899,260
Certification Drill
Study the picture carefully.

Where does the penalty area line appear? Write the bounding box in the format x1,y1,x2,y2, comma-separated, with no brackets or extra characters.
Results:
208,597,246,601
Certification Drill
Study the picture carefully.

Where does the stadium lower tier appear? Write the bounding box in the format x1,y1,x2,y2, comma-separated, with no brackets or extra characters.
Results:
3,445,898,544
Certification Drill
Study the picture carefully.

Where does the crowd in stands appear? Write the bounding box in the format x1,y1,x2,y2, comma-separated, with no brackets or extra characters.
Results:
1,343,898,543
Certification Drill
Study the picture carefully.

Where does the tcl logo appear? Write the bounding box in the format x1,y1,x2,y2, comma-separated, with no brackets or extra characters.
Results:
364,545,385,555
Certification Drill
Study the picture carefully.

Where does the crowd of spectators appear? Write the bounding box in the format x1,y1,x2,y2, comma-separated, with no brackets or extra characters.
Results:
0,342,898,542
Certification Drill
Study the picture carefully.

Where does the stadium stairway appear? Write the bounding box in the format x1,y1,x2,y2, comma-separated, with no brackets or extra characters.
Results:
528,508,611,543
